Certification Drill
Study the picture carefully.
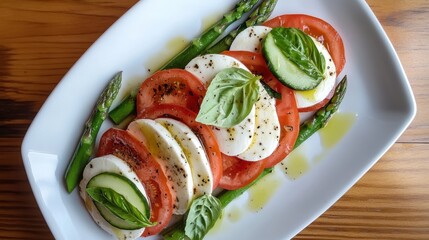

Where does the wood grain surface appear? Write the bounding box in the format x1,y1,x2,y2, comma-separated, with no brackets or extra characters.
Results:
0,0,428,239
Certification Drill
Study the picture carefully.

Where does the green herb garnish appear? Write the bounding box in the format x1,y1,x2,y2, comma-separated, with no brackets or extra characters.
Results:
196,67,260,128
86,187,155,228
185,195,222,240
270,27,326,83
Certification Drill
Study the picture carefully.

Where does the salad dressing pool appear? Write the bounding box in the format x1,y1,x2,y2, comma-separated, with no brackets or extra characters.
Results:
280,150,310,180
227,207,243,222
247,171,282,212
279,112,357,179
319,112,357,148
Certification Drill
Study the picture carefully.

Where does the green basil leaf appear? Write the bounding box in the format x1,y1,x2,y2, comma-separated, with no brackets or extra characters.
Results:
270,27,326,82
196,67,260,128
185,195,222,240
86,187,155,228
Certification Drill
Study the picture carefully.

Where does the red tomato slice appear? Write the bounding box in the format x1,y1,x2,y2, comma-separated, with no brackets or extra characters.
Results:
222,51,300,168
264,14,346,75
137,69,206,114
223,51,277,85
97,128,173,236
262,82,300,167
219,154,265,190
137,104,222,190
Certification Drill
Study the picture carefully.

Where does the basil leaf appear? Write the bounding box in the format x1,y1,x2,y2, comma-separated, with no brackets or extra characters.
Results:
270,27,326,82
185,195,222,240
86,187,155,228
196,67,260,128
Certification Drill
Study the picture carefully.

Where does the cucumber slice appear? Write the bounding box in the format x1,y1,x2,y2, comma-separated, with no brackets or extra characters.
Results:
262,30,323,90
87,172,150,230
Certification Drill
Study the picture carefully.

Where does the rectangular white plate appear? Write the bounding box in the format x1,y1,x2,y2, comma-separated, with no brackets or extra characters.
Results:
21,0,416,239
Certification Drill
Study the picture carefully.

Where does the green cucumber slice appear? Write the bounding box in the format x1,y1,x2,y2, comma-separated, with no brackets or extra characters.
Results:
87,172,150,230
262,28,324,90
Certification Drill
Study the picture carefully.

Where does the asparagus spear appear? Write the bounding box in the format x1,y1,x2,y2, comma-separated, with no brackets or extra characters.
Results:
162,168,273,240
108,0,264,125
64,72,122,193
205,0,278,54
161,0,259,69
161,76,348,240
294,75,348,149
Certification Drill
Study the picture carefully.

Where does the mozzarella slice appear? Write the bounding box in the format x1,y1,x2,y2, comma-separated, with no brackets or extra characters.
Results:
238,82,280,161
185,54,256,156
156,118,213,197
230,26,272,52
127,119,193,215
211,107,256,156
294,38,337,109
185,53,249,87
79,154,147,240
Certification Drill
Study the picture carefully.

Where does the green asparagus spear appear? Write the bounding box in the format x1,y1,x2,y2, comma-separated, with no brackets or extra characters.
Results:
108,89,137,124
108,0,262,125
205,0,278,54
64,72,122,193
160,0,260,70
162,168,273,240
161,76,348,240
294,75,348,149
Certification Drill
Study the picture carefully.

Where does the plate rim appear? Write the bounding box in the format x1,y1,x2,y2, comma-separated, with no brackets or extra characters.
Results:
21,0,417,239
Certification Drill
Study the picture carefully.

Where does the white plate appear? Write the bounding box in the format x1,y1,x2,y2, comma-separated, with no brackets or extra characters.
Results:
21,0,416,239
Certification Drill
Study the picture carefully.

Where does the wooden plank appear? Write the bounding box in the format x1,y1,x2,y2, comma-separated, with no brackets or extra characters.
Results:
297,143,429,239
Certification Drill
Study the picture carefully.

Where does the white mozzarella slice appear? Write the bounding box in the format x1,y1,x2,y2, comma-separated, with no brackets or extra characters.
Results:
185,54,256,156
127,119,193,215
185,53,249,87
79,154,147,240
294,38,337,110
230,26,272,52
156,118,213,197
238,82,280,161
211,107,256,156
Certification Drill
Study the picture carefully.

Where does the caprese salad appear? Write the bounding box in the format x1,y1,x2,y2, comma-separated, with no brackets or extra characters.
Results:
65,4,346,240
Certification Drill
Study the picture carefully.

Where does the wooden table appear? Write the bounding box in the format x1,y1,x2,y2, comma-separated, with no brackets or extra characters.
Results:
1,0,428,239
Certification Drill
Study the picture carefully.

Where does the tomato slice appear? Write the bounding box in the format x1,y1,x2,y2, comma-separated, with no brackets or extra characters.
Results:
262,82,300,167
137,104,222,190
137,69,206,114
97,128,173,236
219,154,265,190
222,51,300,168
264,14,346,76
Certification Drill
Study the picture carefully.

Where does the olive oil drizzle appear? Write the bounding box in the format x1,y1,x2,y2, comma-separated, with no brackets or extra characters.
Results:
246,171,282,212
280,112,357,179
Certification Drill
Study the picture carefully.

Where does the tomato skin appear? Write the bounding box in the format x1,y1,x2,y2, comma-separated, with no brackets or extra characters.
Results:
137,104,222,190
262,82,300,167
264,14,346,76
222,51,300,168
137,69,206,114
97,128,174,236
219,154,265,190
222,51,277,87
